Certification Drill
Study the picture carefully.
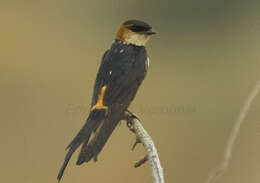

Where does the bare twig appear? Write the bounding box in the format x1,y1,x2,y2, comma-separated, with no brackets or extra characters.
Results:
206,80,260,183
124,111,165,183
132,137,142,151
134,155,148,168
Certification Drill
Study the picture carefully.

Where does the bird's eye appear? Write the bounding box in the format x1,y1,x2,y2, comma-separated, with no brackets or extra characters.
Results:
130,25,140,31
129,25,149,33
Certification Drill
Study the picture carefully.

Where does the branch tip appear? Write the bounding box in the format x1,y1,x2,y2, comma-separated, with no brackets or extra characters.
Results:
134,155,148,168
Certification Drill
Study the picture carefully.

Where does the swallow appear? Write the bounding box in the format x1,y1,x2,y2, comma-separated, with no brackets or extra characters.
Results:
57,19,156,181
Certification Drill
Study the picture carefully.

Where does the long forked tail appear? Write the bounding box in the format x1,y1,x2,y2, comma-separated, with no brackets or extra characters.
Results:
57,109,106,181
76,104,127,165
76,119,118,165
57,141,82,181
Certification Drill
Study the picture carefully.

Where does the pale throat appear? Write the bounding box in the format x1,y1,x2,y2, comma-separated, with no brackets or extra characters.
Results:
123,32,151,46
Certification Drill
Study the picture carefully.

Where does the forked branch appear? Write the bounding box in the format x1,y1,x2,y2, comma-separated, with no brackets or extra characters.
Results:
124,111,164,183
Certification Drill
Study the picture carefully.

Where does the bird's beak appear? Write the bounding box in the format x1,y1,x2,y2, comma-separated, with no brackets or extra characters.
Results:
145,29,157,35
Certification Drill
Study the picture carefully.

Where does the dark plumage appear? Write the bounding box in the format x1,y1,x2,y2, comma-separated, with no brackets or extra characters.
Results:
57,20,155,181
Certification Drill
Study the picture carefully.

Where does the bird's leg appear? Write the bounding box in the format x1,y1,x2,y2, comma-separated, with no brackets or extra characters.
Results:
126,109,140,121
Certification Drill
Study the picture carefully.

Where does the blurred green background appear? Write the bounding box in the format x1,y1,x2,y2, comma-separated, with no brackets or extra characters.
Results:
1,0,260,183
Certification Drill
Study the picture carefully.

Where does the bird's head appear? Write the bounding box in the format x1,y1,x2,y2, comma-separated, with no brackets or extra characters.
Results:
116,19,156,46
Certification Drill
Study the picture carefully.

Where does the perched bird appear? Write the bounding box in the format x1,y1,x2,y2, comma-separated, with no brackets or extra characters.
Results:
57,19,156,181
